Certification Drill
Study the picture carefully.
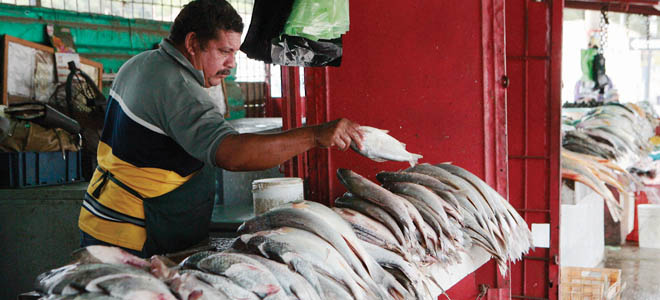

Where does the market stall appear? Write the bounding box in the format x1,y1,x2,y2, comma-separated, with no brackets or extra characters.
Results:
0,0,569,299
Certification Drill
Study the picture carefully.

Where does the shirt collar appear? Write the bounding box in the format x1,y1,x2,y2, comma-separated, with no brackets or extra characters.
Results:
159,39,205,86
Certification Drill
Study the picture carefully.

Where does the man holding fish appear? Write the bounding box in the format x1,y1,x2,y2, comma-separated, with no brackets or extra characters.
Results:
78,0,365,257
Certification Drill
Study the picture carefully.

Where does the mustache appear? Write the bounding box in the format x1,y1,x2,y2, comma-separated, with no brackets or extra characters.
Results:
217,69,231,76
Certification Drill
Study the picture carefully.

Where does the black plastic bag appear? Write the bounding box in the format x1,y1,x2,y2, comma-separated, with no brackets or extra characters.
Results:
271,34,342,67
240,0,295,63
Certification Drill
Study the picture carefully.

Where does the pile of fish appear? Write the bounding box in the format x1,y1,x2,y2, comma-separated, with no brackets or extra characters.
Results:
562,103,656,166
35,164,533,300
561,149,634,222
561,102,658,221
34,246,179,300
234,163,533,299
339,164,533,272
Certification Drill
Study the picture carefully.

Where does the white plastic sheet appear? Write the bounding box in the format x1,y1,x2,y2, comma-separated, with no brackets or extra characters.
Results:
7,42,37,99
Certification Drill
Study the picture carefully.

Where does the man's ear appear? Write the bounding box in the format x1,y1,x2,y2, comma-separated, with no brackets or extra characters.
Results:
184,32,198,56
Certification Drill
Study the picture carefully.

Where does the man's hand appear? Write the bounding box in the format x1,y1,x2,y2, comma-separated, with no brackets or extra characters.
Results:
313,118,364,151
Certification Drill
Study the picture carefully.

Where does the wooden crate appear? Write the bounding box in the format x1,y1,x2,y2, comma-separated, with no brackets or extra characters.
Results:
560,267,622,300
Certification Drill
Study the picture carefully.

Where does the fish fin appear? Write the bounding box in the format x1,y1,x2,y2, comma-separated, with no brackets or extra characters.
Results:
408,153,423,167
379,128,390,134
372,157,388,162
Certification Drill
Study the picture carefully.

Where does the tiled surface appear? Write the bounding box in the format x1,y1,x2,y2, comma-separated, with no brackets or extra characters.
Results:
600,243,660,300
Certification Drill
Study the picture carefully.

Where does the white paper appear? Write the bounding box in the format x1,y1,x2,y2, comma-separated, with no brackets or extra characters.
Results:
34,52,56,103
7,42,37,99
532,223,550,248
55,52,81,83
79,63,99,86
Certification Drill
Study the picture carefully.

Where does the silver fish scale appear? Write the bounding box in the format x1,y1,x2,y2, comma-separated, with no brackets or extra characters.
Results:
179,269,259,300
96,275,176,300
198,253,288,300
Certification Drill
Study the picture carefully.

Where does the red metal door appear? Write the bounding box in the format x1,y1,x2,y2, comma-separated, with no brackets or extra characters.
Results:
505,0,563,299
281,66,306,179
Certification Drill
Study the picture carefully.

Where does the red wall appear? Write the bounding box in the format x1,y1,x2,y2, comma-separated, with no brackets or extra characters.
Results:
327,2,486,191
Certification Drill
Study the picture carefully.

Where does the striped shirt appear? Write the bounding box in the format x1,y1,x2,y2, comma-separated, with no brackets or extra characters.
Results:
79,39,237,250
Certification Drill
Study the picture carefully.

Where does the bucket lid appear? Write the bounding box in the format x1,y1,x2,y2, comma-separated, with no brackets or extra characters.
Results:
252,177,303,190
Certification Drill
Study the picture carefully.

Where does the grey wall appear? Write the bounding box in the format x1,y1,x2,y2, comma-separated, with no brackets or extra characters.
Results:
0,184,86,300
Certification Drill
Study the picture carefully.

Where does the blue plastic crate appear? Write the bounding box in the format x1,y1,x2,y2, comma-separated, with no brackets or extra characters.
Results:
0,151,83,188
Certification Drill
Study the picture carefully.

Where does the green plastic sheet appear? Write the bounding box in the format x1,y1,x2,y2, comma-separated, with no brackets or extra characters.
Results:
282,0,349,41
581,48,598,82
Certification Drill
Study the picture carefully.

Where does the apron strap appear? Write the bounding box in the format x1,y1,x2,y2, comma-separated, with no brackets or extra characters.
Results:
92,166,145,200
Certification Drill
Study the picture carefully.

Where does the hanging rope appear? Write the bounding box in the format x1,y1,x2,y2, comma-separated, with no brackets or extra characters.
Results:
599,8,609,53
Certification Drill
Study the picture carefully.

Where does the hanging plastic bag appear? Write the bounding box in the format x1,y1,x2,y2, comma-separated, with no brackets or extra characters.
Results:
240,0,296,63
580,48,598,82
240,0,345,66
271,35,342,67
282,0,349,41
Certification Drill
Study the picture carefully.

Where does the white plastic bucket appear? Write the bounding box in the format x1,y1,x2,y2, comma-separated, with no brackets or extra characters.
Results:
638,204,660,249
252,177,304,216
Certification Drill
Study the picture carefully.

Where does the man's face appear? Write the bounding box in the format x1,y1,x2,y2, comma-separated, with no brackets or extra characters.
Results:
195,30,241,87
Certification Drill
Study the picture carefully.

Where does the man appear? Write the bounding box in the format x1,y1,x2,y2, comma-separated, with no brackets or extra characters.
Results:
78,0,363,257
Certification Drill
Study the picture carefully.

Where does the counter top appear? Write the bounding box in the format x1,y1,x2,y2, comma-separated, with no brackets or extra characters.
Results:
228,118,283,134
0,182,88,201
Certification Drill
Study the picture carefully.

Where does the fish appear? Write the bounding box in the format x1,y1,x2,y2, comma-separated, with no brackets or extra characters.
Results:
169,273,231,300
563,130,617,159
245,254,322,300
405,164,510,273
359,240,436,300
376,171,456,193
38,293,121,300
337,168,418,249
95,275,177,300
238,200,406,300
179,270,259,300
435,163,534,263
197,253,288,300
235,227,377,300
395,193,459,259
562,150,623,222
405,165,496,233
384,182,462,245
71,246,150,269
562,149,635,210
412,218,442,264
351,126,423,166
179,251,217,270
334,192,407,247
35,263,153,296
317,273,355,300
433,164,519,270
384,183,451,230
230,235,324,297
332,207,410,260
73,293,120,300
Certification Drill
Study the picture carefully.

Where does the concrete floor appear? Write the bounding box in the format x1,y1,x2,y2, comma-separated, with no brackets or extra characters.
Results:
601,243,660,300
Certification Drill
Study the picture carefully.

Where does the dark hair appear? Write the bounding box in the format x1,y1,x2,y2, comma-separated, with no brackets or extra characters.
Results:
169,0,244,49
